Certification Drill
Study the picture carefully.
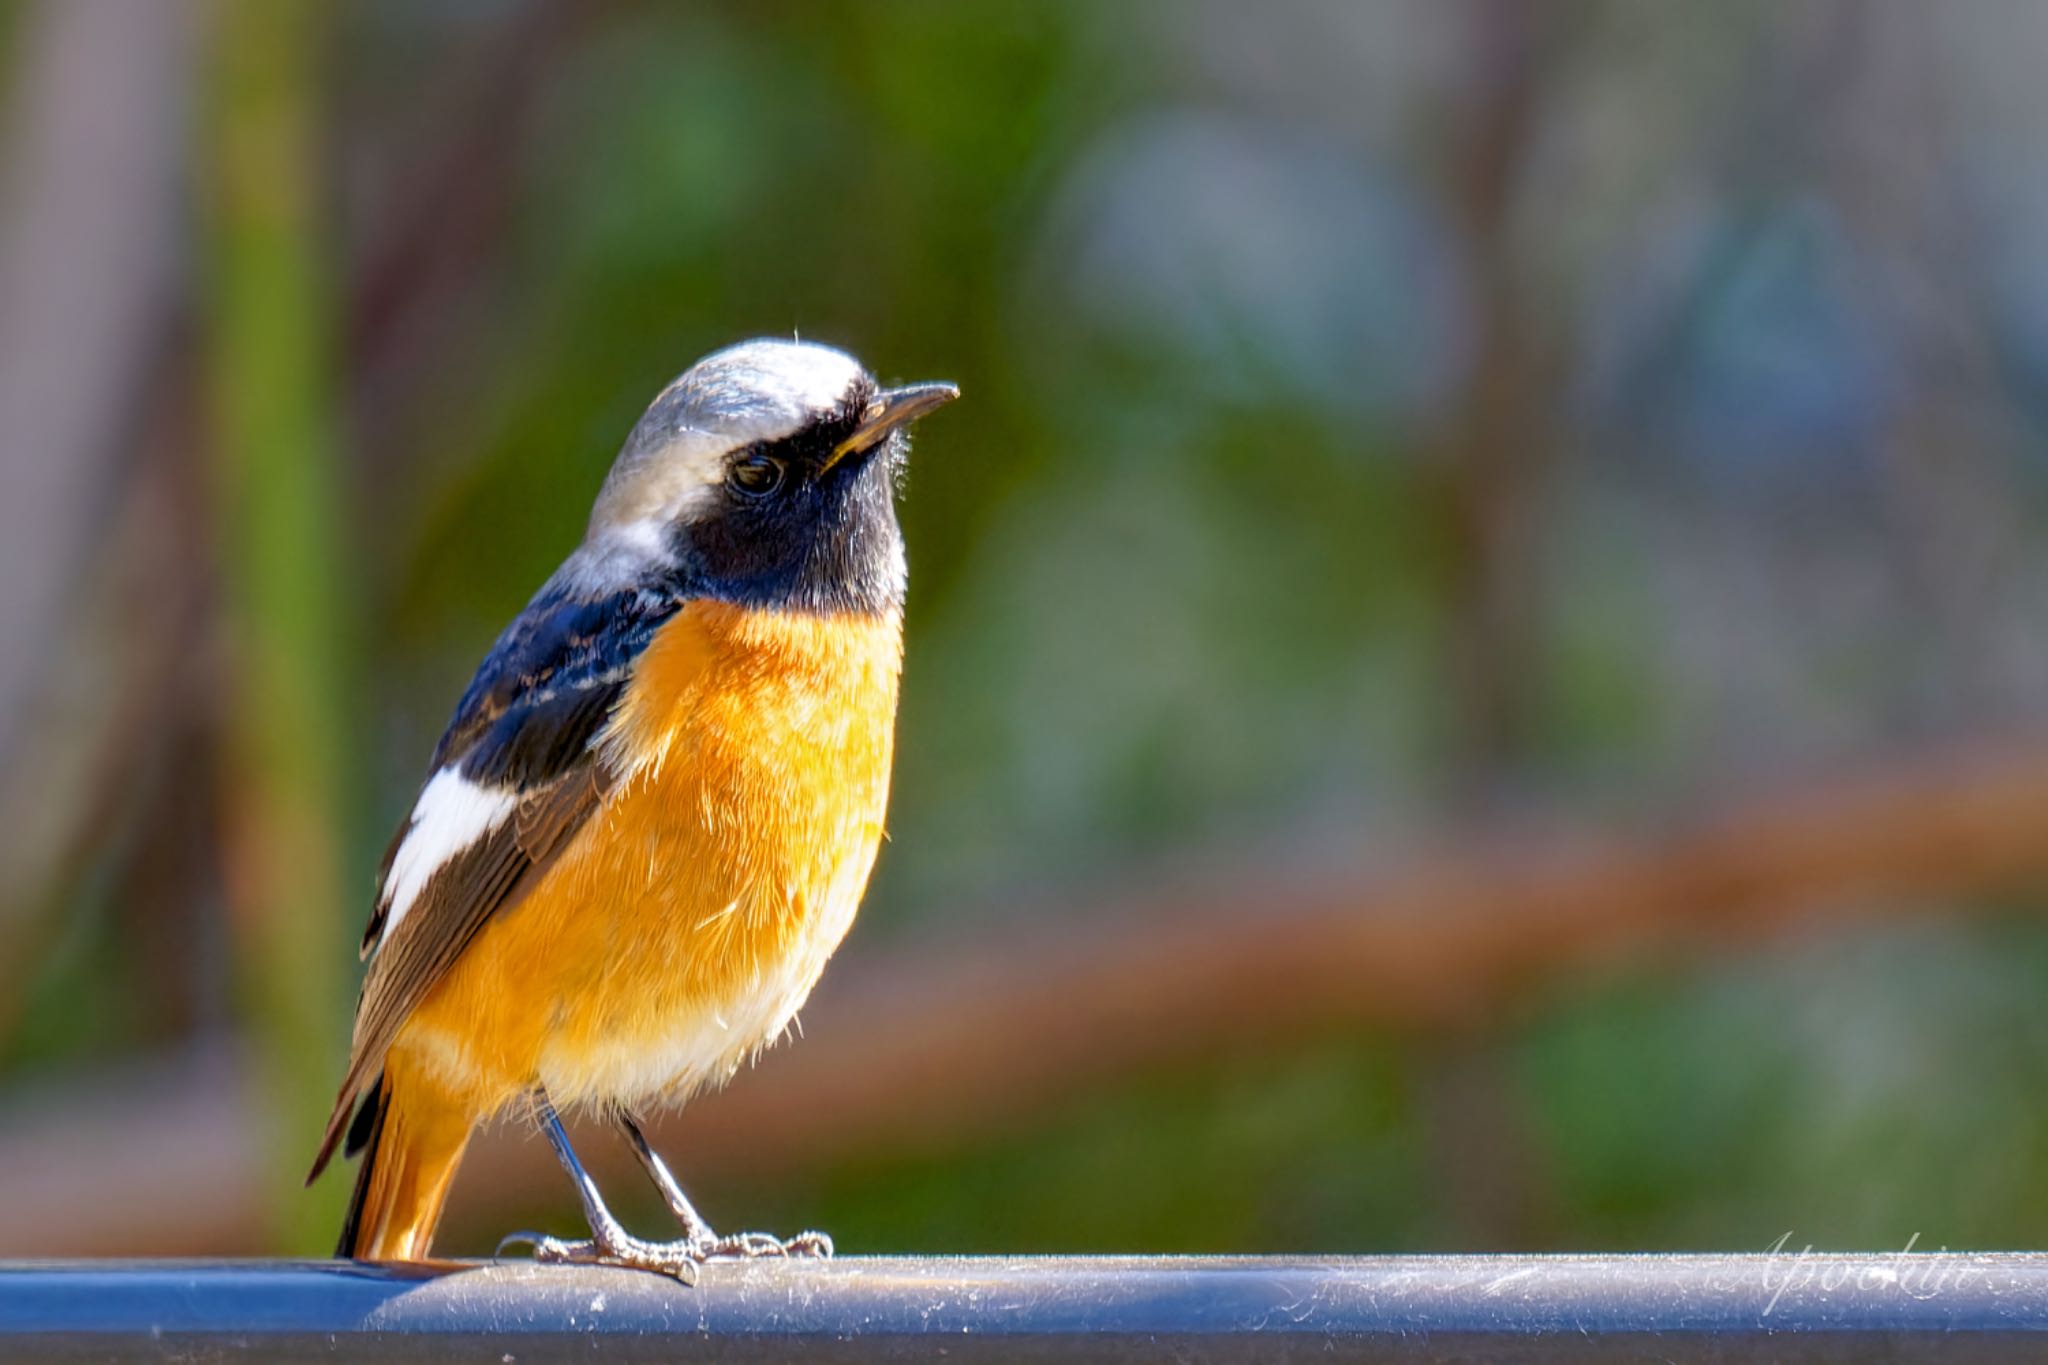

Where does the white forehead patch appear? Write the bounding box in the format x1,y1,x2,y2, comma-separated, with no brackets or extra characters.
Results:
579,338,873,571
659,338,868,446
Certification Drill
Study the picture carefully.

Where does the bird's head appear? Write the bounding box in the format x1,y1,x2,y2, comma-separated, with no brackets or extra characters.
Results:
576,338,957,614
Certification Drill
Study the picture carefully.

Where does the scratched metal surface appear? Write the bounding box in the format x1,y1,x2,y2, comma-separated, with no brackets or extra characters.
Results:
3,1255,2047,1361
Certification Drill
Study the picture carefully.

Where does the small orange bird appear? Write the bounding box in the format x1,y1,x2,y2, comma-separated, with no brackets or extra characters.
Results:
306,339,956,1277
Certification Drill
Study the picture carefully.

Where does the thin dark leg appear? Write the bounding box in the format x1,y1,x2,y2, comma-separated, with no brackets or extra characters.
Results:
616,1113,832,1260
615,1113,715,1244
537,1096,629,1241
495,1092,703,1282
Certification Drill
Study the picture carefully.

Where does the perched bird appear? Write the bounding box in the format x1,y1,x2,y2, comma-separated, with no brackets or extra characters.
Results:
306,338,956,1277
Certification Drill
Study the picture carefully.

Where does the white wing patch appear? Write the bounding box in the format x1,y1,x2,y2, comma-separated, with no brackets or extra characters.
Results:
376,766,518,948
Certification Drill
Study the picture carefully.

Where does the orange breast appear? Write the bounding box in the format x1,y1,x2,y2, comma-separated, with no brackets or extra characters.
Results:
393,599,902,1116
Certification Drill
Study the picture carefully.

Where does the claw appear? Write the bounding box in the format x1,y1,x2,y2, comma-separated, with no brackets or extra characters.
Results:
694,1228,834,1261
787,1230,834,1258
495,1229,549,1258
499,1228,703,1285
495,1222,827,1282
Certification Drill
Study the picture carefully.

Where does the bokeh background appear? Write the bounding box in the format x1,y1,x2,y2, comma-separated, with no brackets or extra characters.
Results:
7,0,2048,1259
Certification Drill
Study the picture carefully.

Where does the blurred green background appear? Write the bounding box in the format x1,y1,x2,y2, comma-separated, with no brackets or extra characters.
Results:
8,0,2048,1259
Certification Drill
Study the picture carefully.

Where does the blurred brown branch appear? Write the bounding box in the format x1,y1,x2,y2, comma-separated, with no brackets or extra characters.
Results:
0,0,195,992
0,0,191,768
0,0,599,1037
1431,0,1559,794
7,739,2048,1255
0,0,600,1244
347,0,591,451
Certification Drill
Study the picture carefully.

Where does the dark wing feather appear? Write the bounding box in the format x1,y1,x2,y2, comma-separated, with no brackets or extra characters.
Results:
310,582,682,1181
355,586,678,952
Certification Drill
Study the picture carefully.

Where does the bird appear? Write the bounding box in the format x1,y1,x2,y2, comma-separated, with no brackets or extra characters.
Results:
305,337,957,1279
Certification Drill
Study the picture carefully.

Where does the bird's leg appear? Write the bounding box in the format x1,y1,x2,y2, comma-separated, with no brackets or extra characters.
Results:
496,1093,704,1283
617,1113,833,1260
614,1113,715,1246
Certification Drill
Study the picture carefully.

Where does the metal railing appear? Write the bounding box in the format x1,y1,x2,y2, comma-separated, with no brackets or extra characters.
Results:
4,1253,2047,1360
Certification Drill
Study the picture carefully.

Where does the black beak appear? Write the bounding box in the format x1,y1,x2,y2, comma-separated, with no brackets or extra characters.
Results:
824,381,960,471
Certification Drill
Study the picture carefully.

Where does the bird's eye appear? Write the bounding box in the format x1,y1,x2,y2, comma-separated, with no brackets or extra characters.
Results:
726,452,786,498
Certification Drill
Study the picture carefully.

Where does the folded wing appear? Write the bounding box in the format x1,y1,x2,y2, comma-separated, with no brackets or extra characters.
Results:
309,582,684,1181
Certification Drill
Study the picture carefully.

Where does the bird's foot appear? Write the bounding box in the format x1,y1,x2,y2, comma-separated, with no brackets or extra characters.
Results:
495,1225,831,1280
694,1227,834,1260
497,1228,703,1285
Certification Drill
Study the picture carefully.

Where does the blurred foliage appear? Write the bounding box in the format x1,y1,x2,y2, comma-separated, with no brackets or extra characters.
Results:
10,0,2048,1257
1520,911,2048,1250
203,0,358,1248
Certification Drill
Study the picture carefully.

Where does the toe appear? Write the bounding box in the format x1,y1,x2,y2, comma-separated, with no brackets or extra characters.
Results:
527,1236,599,1265
494,1230,548,1257
787,1231,835,1258
695,1229,834,1260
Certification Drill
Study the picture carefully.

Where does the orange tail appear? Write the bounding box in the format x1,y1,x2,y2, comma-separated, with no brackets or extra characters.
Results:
335,1059,474,1260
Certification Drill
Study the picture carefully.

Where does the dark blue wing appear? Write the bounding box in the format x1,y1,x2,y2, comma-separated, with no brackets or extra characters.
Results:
313,580,686,1179
359,581,684,953
433,584,683,779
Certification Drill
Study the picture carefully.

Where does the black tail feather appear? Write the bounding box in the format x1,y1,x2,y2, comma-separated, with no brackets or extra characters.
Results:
334,1071,388,1258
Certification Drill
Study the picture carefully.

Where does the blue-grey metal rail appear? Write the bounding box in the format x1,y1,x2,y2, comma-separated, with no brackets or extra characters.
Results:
4,1254,2048,1360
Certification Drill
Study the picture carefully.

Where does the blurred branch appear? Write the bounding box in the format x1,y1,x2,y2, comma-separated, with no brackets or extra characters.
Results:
347,0,588,390
1419,0,1562,1245
0,0,596,1022
1431,0,1559,793
9,740,2048,1254
0,0,194,968
200,0,354,1254
0,376,216,1045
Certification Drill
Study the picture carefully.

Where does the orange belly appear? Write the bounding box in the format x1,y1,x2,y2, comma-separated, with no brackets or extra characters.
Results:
391,598,901,1118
